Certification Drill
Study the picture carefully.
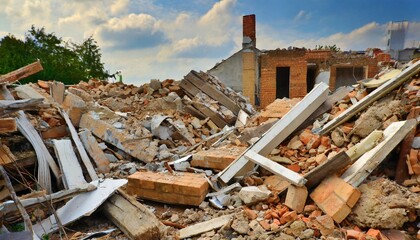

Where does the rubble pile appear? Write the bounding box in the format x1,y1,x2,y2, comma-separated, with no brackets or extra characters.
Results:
0,59,419,240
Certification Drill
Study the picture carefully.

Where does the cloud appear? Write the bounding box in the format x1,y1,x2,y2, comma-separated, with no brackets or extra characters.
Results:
157,0,238,59
95,13,168,50
294,10,311,22
110,0,129,15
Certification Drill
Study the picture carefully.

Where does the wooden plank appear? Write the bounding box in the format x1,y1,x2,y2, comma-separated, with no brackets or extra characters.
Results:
395,107,420,184
0,61,43,84
178,214,234,239
192,101,228,128
59,108,98,181
184,105,206,119
0,144,15,165
1,84,60,193
50,81,65,104
186,71,240,115
79,130,111,173
304,151,351,189
53,139,87,189
244,150,307,186
314,61,420,135
101,191,162,240
33,179,127,237
0,118,17,133
218,83,329,183
0,183,96,215
0,98,43,117
346,130,383,162
179,79,200,98
293,86,353,135
341,120,417,187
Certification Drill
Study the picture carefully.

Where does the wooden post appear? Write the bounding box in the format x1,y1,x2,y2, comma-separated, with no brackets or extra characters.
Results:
0,61,43,84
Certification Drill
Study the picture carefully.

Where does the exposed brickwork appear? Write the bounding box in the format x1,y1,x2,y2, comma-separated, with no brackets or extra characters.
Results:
243,14,256,46
375,53,391,62
191,146,246,170
127,171,209,206
259,49,307,108
305,50,332,61
310,175,361,223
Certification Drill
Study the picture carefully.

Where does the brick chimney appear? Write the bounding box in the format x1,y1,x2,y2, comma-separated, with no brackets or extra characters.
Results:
243,14,256,48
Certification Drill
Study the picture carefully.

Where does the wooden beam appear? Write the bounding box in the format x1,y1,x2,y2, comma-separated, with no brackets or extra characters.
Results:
79,130,111,173
244,150,307,186
179,79,201,98
341,120,417,187
304,151,351,189
0,98,43,117
101,191,162,240
218,83,329,183
0,144,15,165
59,108,98,181
293,86,353,135
186,71,240,115
53,139,87,189
314,61,420,135
0,61,43,84
33,179,127,237
0,118,17,133
178,214,234,239
192,101,228,128
0,183,96,215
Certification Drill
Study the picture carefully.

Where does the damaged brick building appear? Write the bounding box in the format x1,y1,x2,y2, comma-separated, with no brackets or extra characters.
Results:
208,14,386,108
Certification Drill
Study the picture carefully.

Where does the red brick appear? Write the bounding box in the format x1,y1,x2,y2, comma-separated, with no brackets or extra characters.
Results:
191,146,246,170
127,171,209,206
310,175,360,223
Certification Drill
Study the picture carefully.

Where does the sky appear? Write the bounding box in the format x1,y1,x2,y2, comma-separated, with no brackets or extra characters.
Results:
0,0,419,85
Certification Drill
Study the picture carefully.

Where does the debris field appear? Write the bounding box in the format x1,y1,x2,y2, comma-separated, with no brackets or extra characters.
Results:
0,59,419,240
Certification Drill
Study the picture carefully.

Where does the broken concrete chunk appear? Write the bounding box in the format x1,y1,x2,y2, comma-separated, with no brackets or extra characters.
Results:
331,129,345,147
238,185,272,205
268,155,293,165
348,178,420,229
352,100,404,137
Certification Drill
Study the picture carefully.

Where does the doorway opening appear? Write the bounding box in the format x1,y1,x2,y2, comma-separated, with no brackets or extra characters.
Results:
335,66,364,89
307,65,317,93
276,67,290,98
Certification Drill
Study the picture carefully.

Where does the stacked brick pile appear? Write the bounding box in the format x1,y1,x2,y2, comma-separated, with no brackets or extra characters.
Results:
127,171,209,206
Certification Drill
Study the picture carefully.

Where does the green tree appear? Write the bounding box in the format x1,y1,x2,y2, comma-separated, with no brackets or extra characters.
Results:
0,26,109,84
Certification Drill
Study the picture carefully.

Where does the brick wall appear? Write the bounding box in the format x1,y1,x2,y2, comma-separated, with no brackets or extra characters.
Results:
243,14,256,46
305,50,332,61
259,49,307,108
375,53,391,62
